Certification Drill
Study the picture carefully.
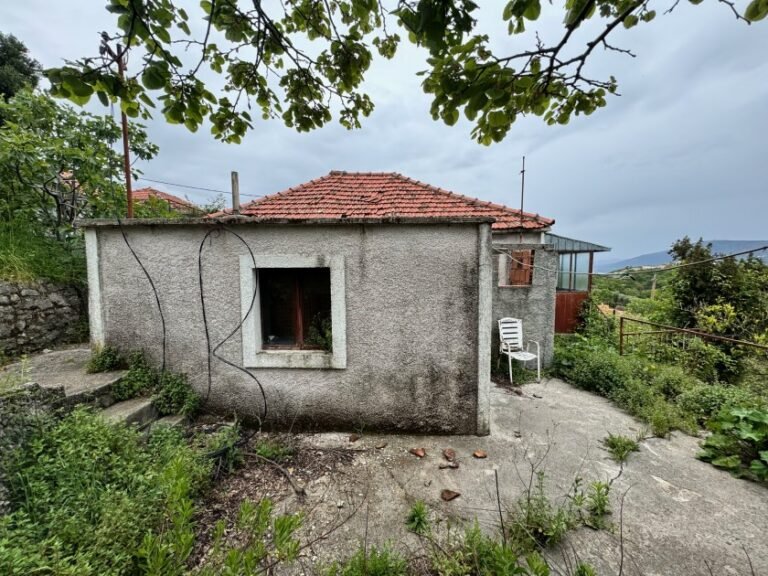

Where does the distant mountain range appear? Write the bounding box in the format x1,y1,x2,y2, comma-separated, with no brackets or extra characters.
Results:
595,240,768,273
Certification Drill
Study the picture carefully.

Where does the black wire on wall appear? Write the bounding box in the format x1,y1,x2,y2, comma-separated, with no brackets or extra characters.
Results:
115,220,268,425
198,226,268,424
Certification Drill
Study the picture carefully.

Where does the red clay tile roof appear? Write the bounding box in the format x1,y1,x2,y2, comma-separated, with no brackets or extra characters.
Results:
133,187,197,210
231,172,553,230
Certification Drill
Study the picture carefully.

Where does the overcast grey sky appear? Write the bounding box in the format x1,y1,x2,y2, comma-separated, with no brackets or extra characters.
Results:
2,1,766,260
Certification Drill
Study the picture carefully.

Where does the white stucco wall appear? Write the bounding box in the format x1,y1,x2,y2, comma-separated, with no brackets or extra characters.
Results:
491,239,557,367
89,222,490,434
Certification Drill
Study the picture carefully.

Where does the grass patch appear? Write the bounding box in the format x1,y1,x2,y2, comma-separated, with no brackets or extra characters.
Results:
0,222,85,284
601,433,640,463
253,436,296,462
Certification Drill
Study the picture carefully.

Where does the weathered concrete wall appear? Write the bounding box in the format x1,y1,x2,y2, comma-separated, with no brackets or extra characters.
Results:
0,281,84,358
491,242,557,367
90,223,487,434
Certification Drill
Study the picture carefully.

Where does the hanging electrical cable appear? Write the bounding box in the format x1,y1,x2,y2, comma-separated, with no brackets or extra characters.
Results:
198,226,268,424
116,218,168,372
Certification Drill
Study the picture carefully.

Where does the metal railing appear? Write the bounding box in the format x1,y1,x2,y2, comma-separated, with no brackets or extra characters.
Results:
618,316,768,356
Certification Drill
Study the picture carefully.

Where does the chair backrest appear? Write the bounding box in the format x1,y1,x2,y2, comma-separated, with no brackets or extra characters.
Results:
498,317,523,349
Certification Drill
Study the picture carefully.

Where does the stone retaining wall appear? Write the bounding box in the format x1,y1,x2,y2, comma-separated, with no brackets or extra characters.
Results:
0,280,85,357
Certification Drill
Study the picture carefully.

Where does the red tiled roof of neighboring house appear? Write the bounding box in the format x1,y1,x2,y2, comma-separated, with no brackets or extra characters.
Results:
133,187,197,210
226,171,554,230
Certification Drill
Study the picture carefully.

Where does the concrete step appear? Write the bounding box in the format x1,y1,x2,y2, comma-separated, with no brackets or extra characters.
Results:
101,397,158,428
145,414,187,433
2,347,126,409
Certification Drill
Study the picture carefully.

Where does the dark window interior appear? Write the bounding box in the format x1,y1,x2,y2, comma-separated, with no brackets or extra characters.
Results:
259,268,331,350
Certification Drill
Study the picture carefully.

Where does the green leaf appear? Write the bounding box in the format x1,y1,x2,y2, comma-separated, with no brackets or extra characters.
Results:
749,458,768,479
623,14,639,28
711,455,741,471
141,64,168,90
524,0,541,21
488,110,507,127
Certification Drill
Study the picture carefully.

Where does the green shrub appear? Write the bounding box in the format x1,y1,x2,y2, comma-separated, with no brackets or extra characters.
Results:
698,406,768,482
110,351,200,416
554,337,630,397
507,471,579,553
406,500,429,535
204,423,244,475
601,433,639,463
555,337,699,436
584,481,611,529
153,371,200,417
325,545,408,576
0,408,210,576
111,351,156,401
86,345,125,373
677,384,757,425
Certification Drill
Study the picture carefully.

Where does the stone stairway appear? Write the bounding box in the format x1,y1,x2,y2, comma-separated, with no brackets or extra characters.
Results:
1,348,184,430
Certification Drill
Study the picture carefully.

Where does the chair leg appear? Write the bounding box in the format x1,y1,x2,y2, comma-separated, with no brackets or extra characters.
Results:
537,355,541,382
496,351,501,371
508,354,513,385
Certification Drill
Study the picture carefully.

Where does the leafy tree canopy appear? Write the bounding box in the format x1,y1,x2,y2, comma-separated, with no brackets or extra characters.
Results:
0,32,41,101
668,237,768,344
0,89,157,239
46,0,765,145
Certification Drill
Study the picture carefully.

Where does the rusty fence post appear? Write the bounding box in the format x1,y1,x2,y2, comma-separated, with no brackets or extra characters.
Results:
619,316,625,356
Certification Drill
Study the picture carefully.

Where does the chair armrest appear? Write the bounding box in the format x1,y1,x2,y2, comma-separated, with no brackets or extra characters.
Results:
526,340,541,357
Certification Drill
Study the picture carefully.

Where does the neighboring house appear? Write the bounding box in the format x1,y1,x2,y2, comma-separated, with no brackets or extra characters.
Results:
133,187,200,214
546,234,611,334
82,171,605,434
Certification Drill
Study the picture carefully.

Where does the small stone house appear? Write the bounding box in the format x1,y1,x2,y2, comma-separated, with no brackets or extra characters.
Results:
83,172,577,434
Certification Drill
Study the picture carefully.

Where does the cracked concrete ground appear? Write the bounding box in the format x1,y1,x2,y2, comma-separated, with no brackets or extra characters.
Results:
274,379,767,575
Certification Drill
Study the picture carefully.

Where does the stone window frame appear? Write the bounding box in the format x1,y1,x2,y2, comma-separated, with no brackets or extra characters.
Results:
240,254,347,369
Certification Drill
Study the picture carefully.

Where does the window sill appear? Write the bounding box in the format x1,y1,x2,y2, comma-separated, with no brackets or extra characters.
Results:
246,349,344,369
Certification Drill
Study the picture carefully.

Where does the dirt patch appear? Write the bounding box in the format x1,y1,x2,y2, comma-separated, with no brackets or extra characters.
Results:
190,427,359,568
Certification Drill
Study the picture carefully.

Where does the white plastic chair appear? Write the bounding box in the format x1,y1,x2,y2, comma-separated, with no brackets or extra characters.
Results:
497,317,540,384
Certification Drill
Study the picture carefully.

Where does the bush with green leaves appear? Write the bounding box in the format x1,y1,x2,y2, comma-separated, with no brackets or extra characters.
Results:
86,345,125,373
153,371,200,417
507,471,578,552
111,351,156,401
0,408,210,576
554,336,698,436
325,545,408,576
602,433,640,463
109,351,200,416
698,406,768,482
677,384,758,426
203,422,244,476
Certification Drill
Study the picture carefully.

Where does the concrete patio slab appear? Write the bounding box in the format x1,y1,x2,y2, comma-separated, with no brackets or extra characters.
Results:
273,379,767,575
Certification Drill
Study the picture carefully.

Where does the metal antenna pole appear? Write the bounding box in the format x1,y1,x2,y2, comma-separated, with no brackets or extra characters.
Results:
519,156,526,244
